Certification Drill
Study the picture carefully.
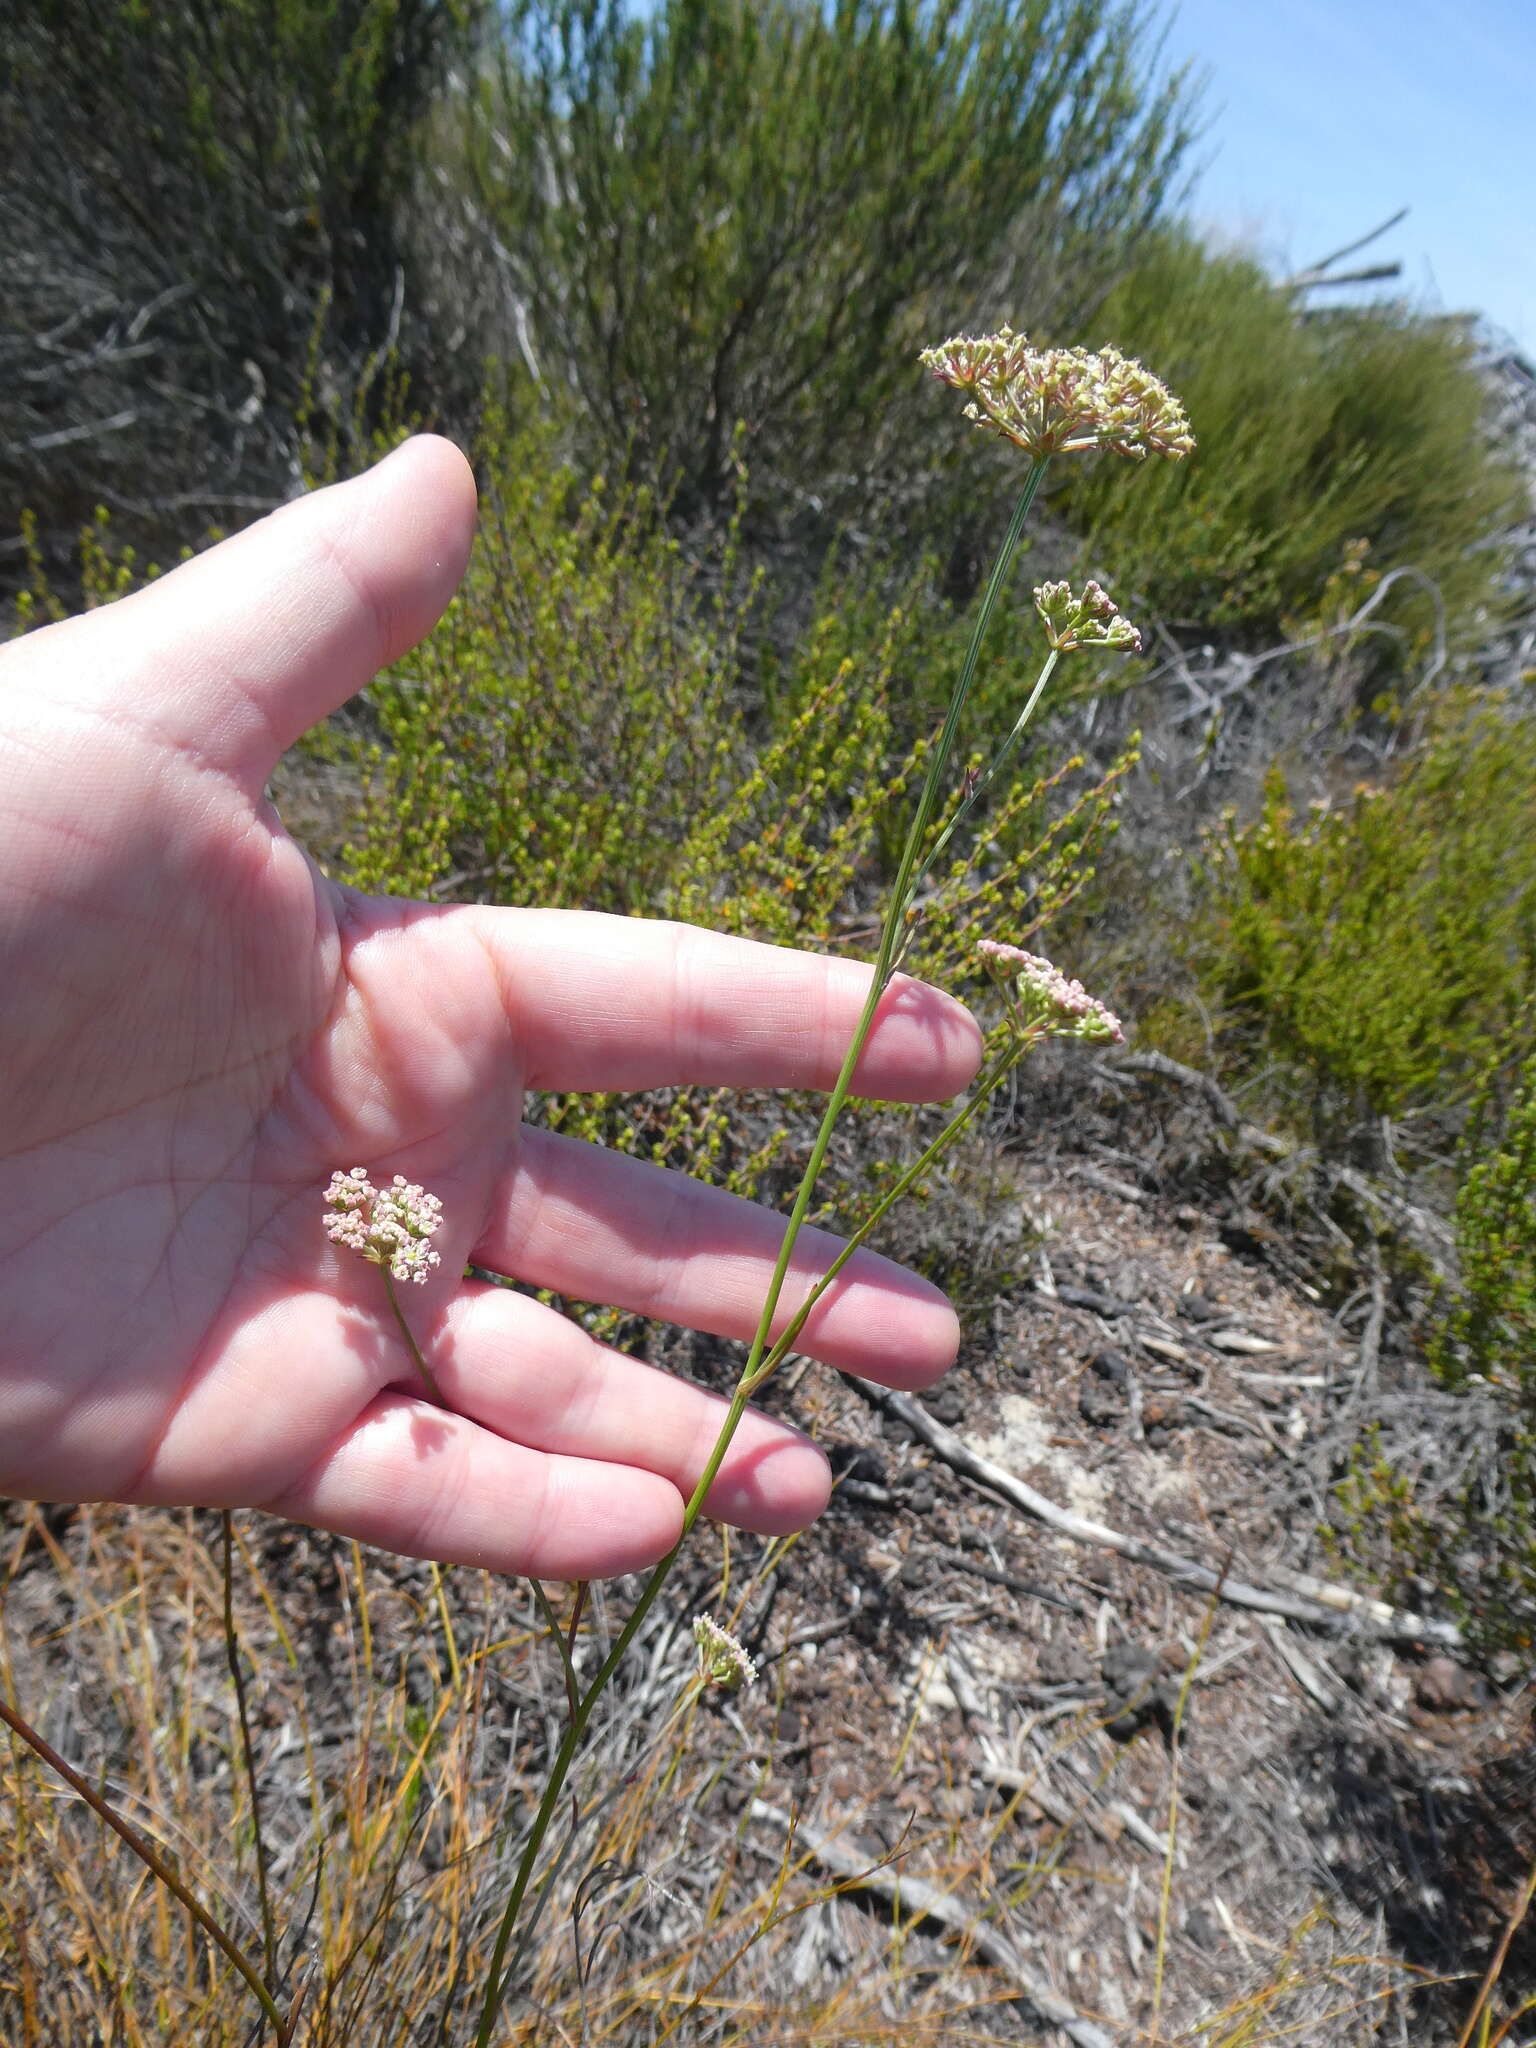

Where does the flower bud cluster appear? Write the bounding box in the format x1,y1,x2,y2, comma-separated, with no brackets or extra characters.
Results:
324,1167,445,1285
1033,578,1142,655
693,1613,758,1690
919,325,1194,463
978,940,1124,1044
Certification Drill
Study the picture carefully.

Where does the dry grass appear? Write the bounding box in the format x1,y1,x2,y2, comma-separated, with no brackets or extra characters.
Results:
0,1487,1475,2048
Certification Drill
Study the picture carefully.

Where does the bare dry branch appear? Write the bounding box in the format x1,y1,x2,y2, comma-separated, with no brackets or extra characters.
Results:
749,1798,1119,2048
854,1381,1462,1650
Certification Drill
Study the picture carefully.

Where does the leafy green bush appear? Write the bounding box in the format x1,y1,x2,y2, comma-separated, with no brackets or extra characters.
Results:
1193,697,1536,1136
339,408,747,910
1437,1042,1536,1400
1058,230,1523,645
1331,1040,1536,1654
341,410,1131,956
460,0,1196,530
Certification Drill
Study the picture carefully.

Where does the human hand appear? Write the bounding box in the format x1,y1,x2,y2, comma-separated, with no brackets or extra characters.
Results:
0,439,981,1577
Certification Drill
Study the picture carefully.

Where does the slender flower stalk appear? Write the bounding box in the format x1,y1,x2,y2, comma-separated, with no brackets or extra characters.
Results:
470,463,1050,2046
221,1511,278,1983
466,324,1189,2043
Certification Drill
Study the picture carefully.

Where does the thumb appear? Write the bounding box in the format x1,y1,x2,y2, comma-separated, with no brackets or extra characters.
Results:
66,436,477,790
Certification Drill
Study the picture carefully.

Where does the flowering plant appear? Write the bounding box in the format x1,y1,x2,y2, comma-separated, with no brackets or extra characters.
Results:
314,326,1192,2043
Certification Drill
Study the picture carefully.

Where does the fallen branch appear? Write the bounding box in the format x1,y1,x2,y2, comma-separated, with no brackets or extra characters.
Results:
749,1799,1117,2048
856,1382,1460,1651
978,1760,1172,1860
1110,1051,1456,1272
1109,1048,1288,1157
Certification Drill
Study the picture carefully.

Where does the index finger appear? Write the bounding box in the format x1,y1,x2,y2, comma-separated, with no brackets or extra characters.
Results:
465,907,983,1100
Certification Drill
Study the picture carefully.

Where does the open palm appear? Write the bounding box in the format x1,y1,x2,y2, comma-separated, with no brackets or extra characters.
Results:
0,439,980,1577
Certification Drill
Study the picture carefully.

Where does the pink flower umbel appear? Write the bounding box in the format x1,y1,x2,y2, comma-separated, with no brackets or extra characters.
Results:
919,326,1194,463
323,1167,445,1284
1033,579,1142,655
978,940,1124,1045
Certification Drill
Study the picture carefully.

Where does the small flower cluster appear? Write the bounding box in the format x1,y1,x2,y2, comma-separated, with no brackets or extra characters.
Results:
324,1167,445,1285
1033,579,1142,655
978,940,1124,1044
693,1613,758,1691
919,325,1194,463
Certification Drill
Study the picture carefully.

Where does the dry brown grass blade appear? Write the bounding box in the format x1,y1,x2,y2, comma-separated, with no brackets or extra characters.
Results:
1455,1856,1536,2048
0,1689,291,2043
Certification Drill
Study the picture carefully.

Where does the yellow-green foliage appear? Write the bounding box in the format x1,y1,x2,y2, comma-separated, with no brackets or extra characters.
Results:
9,504,169,636
344,416,1130,957
1423,1041,1536,1651
1343,1042,1536,1656
1196,697,1536,1130
1438,1040,1536,1400
341,411,747,910
1059,230,1522,646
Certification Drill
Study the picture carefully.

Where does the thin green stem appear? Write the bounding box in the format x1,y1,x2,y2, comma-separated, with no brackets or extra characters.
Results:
383,1269,445,1405
222,1511,278,1984
908,648,1061,900
472,460,1048,2046
741,1034,1037,1396
471,1039,1032,2044
0,1690,291,2044
528,1578,580,1724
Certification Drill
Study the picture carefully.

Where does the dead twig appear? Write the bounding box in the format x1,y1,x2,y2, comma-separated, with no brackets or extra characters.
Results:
855,1382,1461,1650
748,1799,1117,2048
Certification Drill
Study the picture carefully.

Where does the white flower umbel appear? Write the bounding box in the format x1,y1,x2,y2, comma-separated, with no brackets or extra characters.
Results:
692,1614,758,1690
1033,578,1143,655
920,325,1193,463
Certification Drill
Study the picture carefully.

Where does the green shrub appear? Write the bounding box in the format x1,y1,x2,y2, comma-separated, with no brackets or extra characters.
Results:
339,408,748,910
460,0,1196,530
1437,1041,1536,1399
1420,1035,1536,1654
1331,1040,1536,1655
1194,697,1536,1136
1058,230,1523,646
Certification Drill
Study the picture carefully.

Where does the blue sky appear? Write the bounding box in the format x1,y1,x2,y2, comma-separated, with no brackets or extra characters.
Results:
1160,0,1535,359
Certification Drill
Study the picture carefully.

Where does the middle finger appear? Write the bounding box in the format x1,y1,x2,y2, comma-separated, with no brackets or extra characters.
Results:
476,1126,958,1389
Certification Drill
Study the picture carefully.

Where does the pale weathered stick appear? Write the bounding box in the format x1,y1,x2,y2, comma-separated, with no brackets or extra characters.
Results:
749,1799,1117,2048
855,1381,1461,1650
